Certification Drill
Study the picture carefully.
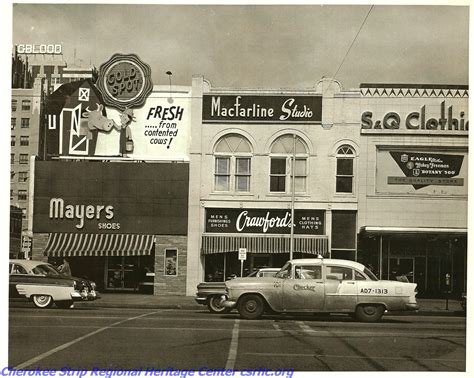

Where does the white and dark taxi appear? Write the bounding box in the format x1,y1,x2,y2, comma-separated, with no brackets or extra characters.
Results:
222,258,418,322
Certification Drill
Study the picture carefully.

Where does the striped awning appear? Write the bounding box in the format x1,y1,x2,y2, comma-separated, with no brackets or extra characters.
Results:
201,234,328,256
44,233,155,257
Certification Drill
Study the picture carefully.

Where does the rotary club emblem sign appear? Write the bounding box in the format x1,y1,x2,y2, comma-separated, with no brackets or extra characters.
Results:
96,53,153,111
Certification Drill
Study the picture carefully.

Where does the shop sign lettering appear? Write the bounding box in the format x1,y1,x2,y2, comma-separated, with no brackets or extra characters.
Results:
206,208,325,235
361,101,468,133
389,151,464,189
49,198,116,229
16,44,62,55
203,95,322,123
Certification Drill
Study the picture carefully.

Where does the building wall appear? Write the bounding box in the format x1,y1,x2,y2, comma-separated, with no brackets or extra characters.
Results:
11,83,42,233
154,235,188,295
185,77,363,295
357,88,468,229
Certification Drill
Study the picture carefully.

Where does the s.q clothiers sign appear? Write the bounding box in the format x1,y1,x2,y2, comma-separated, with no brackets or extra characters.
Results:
96,53,153,111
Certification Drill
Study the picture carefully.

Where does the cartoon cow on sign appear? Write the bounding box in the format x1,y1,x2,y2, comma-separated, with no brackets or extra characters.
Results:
80,103,121,140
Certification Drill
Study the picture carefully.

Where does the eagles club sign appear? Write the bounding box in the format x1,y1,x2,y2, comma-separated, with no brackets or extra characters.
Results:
96,53,153,111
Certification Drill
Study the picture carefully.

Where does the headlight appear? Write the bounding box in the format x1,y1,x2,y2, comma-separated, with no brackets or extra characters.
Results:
90,281,96,290
73,280,78,289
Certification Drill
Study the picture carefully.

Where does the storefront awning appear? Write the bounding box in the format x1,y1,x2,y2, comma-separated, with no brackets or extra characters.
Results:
201,234,328,256
44,233,155,257
360,226,467,235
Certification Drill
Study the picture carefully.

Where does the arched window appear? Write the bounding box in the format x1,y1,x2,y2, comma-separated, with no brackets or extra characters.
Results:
269,134,308,193
214,134,252,192
335,145,355,193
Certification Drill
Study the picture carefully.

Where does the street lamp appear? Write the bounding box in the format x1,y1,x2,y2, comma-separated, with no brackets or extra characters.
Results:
166,71,173,104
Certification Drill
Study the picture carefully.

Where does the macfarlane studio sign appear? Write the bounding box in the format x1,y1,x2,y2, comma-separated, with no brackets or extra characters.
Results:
202,94,322,123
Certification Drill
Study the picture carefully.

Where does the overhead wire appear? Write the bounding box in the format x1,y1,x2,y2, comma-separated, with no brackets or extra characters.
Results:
330,5,374,85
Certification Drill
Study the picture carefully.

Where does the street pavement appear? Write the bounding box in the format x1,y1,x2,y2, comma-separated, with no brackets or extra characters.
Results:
73,293,466,315
8,307,466,371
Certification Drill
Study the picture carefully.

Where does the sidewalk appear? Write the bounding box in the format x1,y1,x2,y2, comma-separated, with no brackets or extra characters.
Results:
76,293,467,316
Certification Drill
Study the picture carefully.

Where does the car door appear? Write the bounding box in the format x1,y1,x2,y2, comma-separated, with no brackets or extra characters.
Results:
323,265,358,311
9,263,28,298
282,264,324,312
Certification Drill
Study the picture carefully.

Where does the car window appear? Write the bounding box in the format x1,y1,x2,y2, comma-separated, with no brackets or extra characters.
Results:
12,264,27,275
276,263,291,279
354,270,366,280
295,265,322,280
325,266,353,281
260,271,277,277
364,268,379,281
32,264,61,276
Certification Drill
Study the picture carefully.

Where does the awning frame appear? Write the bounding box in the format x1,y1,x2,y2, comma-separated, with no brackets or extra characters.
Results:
201,233,328,256
44,233,155,257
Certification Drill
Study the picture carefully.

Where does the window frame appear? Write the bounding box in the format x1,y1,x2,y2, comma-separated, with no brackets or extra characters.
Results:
164,248,178,277
19,154,29,164
269,135,308,194
20,136,29,147
335,145,356,194
21,100,31,111
18,190,28,201
213,134,253,193
21,118,30,129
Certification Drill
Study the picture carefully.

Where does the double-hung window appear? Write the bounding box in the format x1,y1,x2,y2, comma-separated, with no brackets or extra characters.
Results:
269,135,308,193
214,134,252,193
336,145,355,193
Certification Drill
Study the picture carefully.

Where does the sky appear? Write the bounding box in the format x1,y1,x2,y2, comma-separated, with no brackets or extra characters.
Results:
8,2,470,90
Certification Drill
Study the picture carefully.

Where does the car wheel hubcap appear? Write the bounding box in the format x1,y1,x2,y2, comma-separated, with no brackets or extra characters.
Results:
245,300,257,312
364,306,376,315
36,296,50,305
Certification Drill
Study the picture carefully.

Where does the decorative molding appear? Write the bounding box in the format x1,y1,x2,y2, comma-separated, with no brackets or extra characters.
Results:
360,86,468,98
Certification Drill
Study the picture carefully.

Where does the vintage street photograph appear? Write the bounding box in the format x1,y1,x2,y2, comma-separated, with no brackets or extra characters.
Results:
3,1,470,376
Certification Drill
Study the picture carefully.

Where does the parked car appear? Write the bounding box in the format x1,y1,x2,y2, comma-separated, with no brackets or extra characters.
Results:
9,259,99,309
195,268,280,313
222,258,418,322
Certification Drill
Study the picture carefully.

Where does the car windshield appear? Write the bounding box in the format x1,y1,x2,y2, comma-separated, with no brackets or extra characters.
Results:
32,264,62,277
275,262,291,279
364,267,378,281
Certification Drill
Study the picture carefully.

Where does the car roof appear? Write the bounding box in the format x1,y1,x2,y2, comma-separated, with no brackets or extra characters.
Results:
9,259,51,269
288,258,366,271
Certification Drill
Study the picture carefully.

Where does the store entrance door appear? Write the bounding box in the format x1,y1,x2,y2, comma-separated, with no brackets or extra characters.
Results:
389,257,415,283
106,256,139,291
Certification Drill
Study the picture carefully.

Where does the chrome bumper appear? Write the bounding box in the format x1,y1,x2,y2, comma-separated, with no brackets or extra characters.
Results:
405,303,419,311
195,296,207,305
221,299,237,309
71,289,99,301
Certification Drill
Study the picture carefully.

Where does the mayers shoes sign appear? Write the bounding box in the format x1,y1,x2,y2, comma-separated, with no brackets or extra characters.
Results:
203,95,322,123
96,53,153,111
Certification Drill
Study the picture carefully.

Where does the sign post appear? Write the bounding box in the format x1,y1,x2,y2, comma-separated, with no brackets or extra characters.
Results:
21,235,32,259
238,248,247,277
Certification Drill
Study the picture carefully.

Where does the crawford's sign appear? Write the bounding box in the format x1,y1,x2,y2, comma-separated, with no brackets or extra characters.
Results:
96,53,153,111
203,95,322,123
361,101,468,134
205,208,325,235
